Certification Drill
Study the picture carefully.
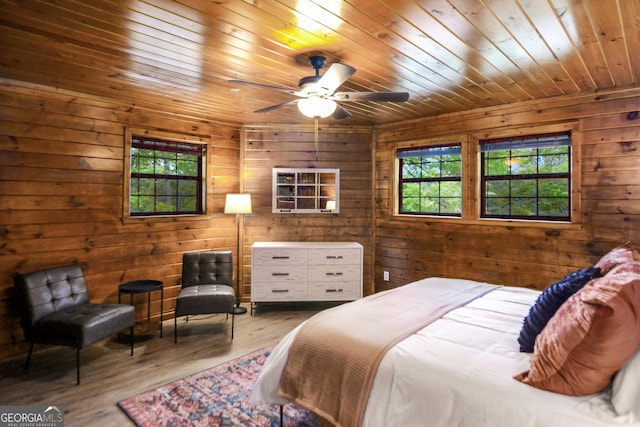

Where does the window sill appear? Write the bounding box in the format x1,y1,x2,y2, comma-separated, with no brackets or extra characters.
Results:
120,213,213,225
393,214,582,230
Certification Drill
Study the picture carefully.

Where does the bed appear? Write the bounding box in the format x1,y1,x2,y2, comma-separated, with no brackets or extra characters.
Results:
250,248,640,427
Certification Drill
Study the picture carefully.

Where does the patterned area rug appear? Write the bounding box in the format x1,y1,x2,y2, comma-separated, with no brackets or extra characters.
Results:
118,347,322,427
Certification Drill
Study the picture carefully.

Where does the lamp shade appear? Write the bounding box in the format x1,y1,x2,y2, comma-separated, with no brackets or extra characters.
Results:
297,96,337,119
224,193,252,214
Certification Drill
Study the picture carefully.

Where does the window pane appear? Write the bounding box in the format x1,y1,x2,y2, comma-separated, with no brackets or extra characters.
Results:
178,180,196,195
441,181,461,197
511,179,536,197
512,153,537,174
130,136,205,216
485,198,510,215
402,160,421,179
421,181,440,198
156,196,176,212
539,198,569,217
441,197,461,214
139,178,155,194
398,143,462,216
486,180,509,197
539,152,569,173
539,178,568,197
512,198,537,216
178,196,196,211
480,132,571,221
441,159,461,177
485,157,509,176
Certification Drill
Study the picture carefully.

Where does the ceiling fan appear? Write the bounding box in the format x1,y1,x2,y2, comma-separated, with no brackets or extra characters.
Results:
229,55,410,120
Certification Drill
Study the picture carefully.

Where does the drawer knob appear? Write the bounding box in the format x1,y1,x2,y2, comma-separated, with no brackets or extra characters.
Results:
326,272,344,276
326,288,343,293
271,273,290,276
272,289,290,293
326,255,343,259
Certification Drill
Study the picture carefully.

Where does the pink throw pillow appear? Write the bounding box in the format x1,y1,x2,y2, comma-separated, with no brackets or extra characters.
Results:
595,242,640,274
515,261,640,395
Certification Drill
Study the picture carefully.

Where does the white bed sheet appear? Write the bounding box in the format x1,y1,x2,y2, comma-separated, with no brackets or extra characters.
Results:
250,283,640,427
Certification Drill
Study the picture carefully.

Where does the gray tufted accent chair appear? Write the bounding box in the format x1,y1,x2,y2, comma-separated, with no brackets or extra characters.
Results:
174,251,235,342
14,264,136,385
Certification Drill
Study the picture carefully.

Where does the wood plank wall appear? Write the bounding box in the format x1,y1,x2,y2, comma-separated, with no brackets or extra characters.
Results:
241,124,374,300
1,76,637,362
0,79,241,361
374,86,640,292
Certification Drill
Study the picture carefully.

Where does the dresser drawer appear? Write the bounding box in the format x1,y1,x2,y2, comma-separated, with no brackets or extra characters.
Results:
307,264,360,283
307,281,361,301
252,282,307,301
252,265,307,283
308,248,360,265
253,248,307,266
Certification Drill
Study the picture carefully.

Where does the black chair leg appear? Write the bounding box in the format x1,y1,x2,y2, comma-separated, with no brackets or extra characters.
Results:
174,316,178,343
280,404,284,427
76,347,80,385
231,311,235,340
130,325,134,356
25,342,34,370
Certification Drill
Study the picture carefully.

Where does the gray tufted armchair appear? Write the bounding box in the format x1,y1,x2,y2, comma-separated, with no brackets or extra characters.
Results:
174,251,235,342
14,264,135,385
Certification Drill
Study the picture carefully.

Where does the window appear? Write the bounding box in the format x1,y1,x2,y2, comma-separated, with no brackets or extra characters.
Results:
129,135,205,216
398,144,462,216
480,132,570,221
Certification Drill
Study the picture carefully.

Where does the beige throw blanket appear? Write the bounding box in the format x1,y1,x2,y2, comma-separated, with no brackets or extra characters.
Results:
279,277,498,427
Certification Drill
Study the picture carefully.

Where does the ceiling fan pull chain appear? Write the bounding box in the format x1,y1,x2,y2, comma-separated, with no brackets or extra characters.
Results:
315,118,319,162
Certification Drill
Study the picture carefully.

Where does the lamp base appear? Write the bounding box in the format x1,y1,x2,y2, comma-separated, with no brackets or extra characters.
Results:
233,305,247,315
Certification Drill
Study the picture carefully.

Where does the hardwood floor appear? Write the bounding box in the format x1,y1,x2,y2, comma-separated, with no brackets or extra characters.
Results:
0,303,322,427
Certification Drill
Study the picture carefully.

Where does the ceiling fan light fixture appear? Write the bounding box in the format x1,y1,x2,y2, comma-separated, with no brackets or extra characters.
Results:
297,96,337,118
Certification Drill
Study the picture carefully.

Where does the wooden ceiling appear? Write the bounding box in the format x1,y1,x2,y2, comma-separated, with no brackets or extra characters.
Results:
1,0,639,125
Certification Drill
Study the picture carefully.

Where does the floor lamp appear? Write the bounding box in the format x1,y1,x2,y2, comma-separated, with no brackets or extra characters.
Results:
224,193,252,315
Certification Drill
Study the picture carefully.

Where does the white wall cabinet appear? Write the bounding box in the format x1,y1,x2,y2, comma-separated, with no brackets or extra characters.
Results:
272,168,339,213
251,242,362,310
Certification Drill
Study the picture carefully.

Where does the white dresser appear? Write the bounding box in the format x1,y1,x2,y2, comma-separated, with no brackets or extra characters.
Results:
251,242,363,309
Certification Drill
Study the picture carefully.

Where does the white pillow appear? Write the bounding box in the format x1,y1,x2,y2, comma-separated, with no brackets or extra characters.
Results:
612,347,640,419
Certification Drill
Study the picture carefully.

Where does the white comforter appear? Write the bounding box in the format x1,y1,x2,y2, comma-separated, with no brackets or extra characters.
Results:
250,279,640,427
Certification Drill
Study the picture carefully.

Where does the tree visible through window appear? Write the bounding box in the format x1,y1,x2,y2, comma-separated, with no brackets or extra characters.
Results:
398,144,462,216
480,132,570,221
130,136,205,216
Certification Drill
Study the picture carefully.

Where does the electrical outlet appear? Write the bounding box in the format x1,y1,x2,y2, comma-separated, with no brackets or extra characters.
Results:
383,271,390,281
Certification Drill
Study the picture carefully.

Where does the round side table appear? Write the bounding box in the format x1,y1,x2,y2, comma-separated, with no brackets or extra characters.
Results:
118,280,164,338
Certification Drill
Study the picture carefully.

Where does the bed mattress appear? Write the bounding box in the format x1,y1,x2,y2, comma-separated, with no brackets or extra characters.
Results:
250,278,640,427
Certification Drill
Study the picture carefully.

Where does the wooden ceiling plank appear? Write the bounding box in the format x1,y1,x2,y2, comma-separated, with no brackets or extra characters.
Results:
618,0,640,84
583,0,635,87
447,0,565,98
515,0,596,92
356,0,522,106
485,0,578,94
380,0,532,104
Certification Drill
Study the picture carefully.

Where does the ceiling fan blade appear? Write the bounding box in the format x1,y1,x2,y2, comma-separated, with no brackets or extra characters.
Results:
316,63,356,94
332,104,352,120
254,99,299,113
229,79,300,96
333,91,410,102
